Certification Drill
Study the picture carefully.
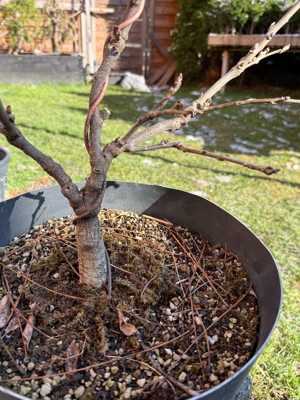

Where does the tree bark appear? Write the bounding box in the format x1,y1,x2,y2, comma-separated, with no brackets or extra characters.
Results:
76,215,107,287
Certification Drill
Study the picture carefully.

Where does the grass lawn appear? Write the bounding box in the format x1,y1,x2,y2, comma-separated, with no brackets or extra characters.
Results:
0,83,299,399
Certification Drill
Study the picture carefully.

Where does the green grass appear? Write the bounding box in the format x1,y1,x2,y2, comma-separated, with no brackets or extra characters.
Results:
0,83,300,399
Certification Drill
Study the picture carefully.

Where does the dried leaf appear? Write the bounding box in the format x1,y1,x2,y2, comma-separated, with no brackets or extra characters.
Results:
22,315,35,348
0,295,10,328
65,340,80,375
5,316,23,334
249,288,258,299
117,309,137,336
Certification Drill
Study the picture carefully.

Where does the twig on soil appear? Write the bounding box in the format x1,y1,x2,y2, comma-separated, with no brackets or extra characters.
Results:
142,214,173,226
0,334,25,375
172,254,185,297
3,277,28,358
136,330,201,397
1,326,194,383
189,287,203,366
169,283,253,373
121,309,179,328
193,299,211,375
110,263,140,278
169,229,229,306
141,273,171,300
108,231,181,255
2,276,56,342
0,262,96,302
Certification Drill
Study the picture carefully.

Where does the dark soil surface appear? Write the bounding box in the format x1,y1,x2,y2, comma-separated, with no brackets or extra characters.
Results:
0,210,259,400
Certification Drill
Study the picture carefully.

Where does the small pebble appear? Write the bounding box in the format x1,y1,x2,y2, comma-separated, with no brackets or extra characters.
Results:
178,372,186,382
104,372,110,379
212,335,219,342
133,369,141,378
137,378,146,388
209,374,218,383
40,383,52,397
20,387,32,396
125,375,132,384
74,385,85,398
89,368,97,378
111,366,119,374
157,357,164,365
123,387,132,399
165,348,172,356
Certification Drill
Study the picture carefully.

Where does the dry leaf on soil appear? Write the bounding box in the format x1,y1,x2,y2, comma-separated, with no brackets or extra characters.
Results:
65,339,80,375
4,316,24,334
249,288,258,299
0,295,10,328
22,315,36,348
117,309,137,336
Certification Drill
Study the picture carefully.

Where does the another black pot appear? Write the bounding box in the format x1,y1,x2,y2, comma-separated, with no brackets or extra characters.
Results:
0,182,282,400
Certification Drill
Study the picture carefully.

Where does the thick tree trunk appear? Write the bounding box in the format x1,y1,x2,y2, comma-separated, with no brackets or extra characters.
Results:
75,215,107,287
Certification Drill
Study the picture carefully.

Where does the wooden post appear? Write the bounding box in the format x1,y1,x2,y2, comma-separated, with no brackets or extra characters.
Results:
80,11,87,68
220,50,230,94
85,0,94,74
141,9,147,76
91,0,97,68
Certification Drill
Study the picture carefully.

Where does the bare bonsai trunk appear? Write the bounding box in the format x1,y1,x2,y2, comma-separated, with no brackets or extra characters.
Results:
76,216,107,287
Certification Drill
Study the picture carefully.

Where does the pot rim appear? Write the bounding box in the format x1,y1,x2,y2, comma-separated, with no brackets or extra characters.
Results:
0,181,283,400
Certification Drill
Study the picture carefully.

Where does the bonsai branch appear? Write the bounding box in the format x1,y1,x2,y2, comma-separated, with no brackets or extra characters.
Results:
120,74,183,145
0,101,83,210
204,96,300,112
127,141,280,176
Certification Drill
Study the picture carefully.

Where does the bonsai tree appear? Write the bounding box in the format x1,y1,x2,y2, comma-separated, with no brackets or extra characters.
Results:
1,0,40,55
41,0,74,53
0,0,299,289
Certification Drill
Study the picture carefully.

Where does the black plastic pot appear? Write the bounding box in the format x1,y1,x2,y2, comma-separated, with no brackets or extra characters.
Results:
0,146,10,202
0,182,282,400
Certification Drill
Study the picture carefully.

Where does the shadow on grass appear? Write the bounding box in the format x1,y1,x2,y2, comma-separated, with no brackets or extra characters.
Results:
19,123,82,141
131,152,300,190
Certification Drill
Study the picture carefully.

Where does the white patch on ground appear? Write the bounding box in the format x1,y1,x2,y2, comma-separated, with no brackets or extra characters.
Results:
259,111,274,120
137,106,149,112
229,144,258,154
191,191,208,197
216,175,231,183
142,159,158,166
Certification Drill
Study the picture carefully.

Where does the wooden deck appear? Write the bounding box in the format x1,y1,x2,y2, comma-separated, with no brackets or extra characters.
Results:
208,34,300,93
208,34,300,51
